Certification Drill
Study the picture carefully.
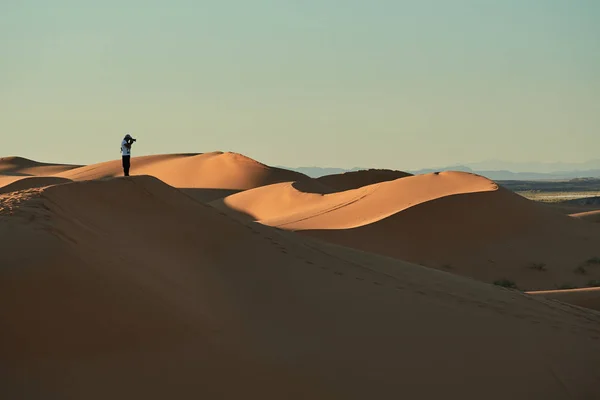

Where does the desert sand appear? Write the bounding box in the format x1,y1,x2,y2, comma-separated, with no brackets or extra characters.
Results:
0,176,73,195
56,151,309,202
0,156,79,195
0,156,80,179
2,154,600,399
217,171,600,290
1,152,309,203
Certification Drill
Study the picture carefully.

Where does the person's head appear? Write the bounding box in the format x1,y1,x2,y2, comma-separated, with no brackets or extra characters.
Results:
124,133,132,140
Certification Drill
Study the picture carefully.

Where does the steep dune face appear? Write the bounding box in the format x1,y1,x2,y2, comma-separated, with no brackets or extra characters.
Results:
58,152,309,190
2,176,599,399
219,171,600,290
303,189,600,290
316,169,412,191
0,156,81,176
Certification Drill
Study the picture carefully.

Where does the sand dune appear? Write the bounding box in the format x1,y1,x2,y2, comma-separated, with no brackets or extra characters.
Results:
219,171,600,290
57,152,309,193
0,156,80,176
316,168,412,191
1,175,599,399
0,156,78,195
212,179,336,222
217,171,497,226
528,287,600,312
4,154,600,292
0,176,73,195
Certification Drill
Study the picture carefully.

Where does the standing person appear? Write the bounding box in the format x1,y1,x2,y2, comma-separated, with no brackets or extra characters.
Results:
121,133,136,176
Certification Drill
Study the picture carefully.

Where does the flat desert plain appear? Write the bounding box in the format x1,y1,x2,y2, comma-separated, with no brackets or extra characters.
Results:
1,153,600,399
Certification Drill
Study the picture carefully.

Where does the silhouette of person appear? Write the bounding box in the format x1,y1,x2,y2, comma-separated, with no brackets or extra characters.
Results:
121,134,136,176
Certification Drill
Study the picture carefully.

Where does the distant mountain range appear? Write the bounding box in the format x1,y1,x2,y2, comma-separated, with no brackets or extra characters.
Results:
451,159,600,174
407,167,600,181
281,160,600,181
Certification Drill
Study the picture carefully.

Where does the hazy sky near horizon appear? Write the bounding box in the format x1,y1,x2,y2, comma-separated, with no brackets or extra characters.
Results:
1,0,599,169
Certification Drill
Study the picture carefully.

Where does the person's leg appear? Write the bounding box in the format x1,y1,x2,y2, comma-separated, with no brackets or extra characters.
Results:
122,156,130,176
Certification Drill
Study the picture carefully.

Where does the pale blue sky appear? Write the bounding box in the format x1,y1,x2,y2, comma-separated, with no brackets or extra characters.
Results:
1,0,598,169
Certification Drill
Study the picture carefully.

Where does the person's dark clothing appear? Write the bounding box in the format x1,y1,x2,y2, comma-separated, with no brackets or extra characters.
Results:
122,155,131,176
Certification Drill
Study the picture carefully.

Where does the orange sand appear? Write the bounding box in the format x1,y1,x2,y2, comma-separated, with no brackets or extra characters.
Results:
57,152,309,190
1,175,599,399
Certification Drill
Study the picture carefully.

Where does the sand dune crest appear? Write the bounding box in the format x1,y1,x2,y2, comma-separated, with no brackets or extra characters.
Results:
57,152,309,193
0,176,73,195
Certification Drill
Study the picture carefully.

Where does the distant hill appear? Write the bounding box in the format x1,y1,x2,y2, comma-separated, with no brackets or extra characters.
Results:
497,178,600,193
282,165,600,181
275,166,364,178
